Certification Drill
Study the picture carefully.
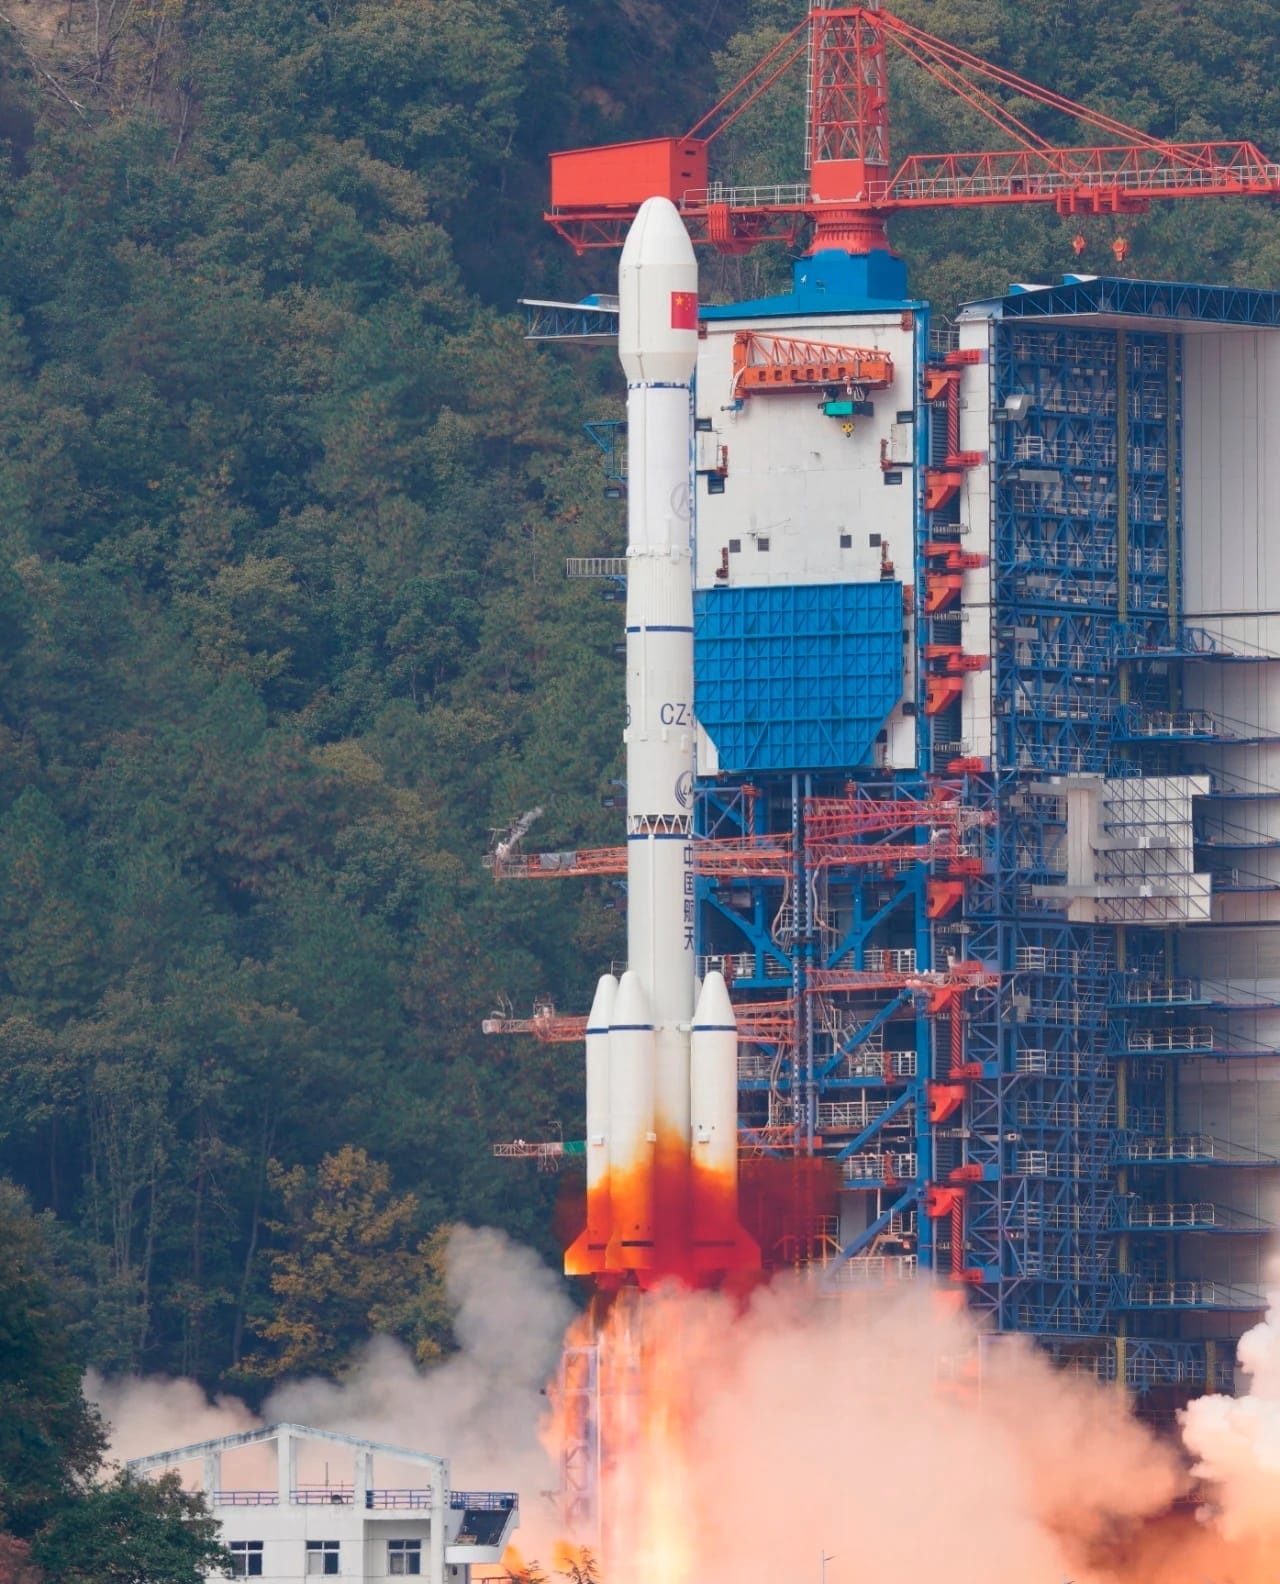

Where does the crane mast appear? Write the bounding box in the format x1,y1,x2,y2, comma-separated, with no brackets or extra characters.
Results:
806,3,891,253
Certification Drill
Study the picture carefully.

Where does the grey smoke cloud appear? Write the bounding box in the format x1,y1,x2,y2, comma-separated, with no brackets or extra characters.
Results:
89,1225,573,1518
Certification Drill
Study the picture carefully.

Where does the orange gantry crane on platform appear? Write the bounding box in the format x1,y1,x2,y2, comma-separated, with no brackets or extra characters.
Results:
486,791,992,916
545,3,1280,258
484,834,795,881
731,331,895,398
483,998,796,1047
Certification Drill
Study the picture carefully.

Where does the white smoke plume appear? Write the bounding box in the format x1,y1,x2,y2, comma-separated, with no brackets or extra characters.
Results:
88,1371,257,1465
266,1225,572,1494
1180,1256,1280,1557
89,1224,572,1525
91,1222,1280,1584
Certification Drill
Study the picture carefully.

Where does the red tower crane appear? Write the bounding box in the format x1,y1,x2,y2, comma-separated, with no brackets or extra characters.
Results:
546,3,1280,257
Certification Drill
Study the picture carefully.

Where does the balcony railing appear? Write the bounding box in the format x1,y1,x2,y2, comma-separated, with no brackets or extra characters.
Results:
449,1492,518,1512
823,1255,918,1286
292,1487,354,1505
1127,1025,1215,1051
367,1490,433,1509
1120,1134,1280,1165
1114,1276,1266,1310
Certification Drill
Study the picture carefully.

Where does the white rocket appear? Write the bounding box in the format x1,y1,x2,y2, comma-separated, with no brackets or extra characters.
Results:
565,198,757,1285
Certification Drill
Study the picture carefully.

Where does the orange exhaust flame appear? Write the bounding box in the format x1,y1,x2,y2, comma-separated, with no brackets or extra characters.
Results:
533,1274,1280,1584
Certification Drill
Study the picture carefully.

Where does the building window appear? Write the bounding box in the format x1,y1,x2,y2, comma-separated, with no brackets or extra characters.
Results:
839,533,852,548
306,1541,340,1576
389,1540,423,1576
728,539,741,554
756,537,770,552
230,1541,263,1577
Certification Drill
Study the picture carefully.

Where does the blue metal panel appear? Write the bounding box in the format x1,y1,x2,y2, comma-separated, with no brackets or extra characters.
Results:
694,583,903,773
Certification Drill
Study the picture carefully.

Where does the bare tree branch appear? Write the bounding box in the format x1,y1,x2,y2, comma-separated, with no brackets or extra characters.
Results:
0,8,87,114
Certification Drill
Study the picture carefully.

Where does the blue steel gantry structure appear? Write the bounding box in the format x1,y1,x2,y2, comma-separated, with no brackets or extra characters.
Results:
482,16,1280,1553
494,272,1280,1413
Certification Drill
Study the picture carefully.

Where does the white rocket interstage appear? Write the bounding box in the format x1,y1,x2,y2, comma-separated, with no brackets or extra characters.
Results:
565,197,758,1286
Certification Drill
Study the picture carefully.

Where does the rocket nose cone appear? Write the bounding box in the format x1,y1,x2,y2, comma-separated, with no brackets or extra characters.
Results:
693,970,736,1030
611,969,653,1029
587,972,619,1034
618,196,698,386
620,195,698,274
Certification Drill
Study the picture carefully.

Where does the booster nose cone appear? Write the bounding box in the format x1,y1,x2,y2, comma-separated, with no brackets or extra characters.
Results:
618,196,699,385
564,971,620,1278
587,971,620,1031
691,969,758,1274
692,969,735,1031
611,969,653,1030
691,970,737,1157
607,970,657,1270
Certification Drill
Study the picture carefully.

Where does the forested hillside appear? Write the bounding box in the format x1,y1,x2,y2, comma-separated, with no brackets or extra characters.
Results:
1,0,1279,1400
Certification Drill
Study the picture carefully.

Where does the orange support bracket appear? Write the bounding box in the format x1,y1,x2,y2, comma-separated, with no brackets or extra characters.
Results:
926,982,969,1014
926,879,966,919
924,541,989,571
924,572,963,613
925,644,990,675
925,676,964,715
925,1185,965,1218
923,367,960,402
924,468,964,512
928,1082,967,1124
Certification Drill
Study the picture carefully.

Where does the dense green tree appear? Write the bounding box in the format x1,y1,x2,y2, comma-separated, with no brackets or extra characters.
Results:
30,1470,230,1584
242,1146,445,1381
0,1183,103,1538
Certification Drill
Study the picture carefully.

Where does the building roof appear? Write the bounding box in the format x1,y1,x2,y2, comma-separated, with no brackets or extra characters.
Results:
959,273,1280,331
126,1422,447,1474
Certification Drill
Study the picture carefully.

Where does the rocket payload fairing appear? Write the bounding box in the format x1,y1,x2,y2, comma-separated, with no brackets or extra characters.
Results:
566,198,758,1286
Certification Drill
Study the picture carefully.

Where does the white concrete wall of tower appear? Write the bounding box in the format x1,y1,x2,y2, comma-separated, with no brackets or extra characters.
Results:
1181,328,1280,919
957,318,995,766
690,310,922,770
1163,325,1280,1329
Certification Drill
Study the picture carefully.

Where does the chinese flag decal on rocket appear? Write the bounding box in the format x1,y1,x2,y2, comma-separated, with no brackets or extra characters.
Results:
670,291,698,330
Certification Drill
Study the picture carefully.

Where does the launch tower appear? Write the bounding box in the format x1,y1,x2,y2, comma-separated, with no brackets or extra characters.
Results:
491,1,1280,1420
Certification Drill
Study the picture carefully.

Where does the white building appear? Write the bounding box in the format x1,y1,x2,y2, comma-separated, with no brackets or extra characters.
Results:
127,1423,519,1584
